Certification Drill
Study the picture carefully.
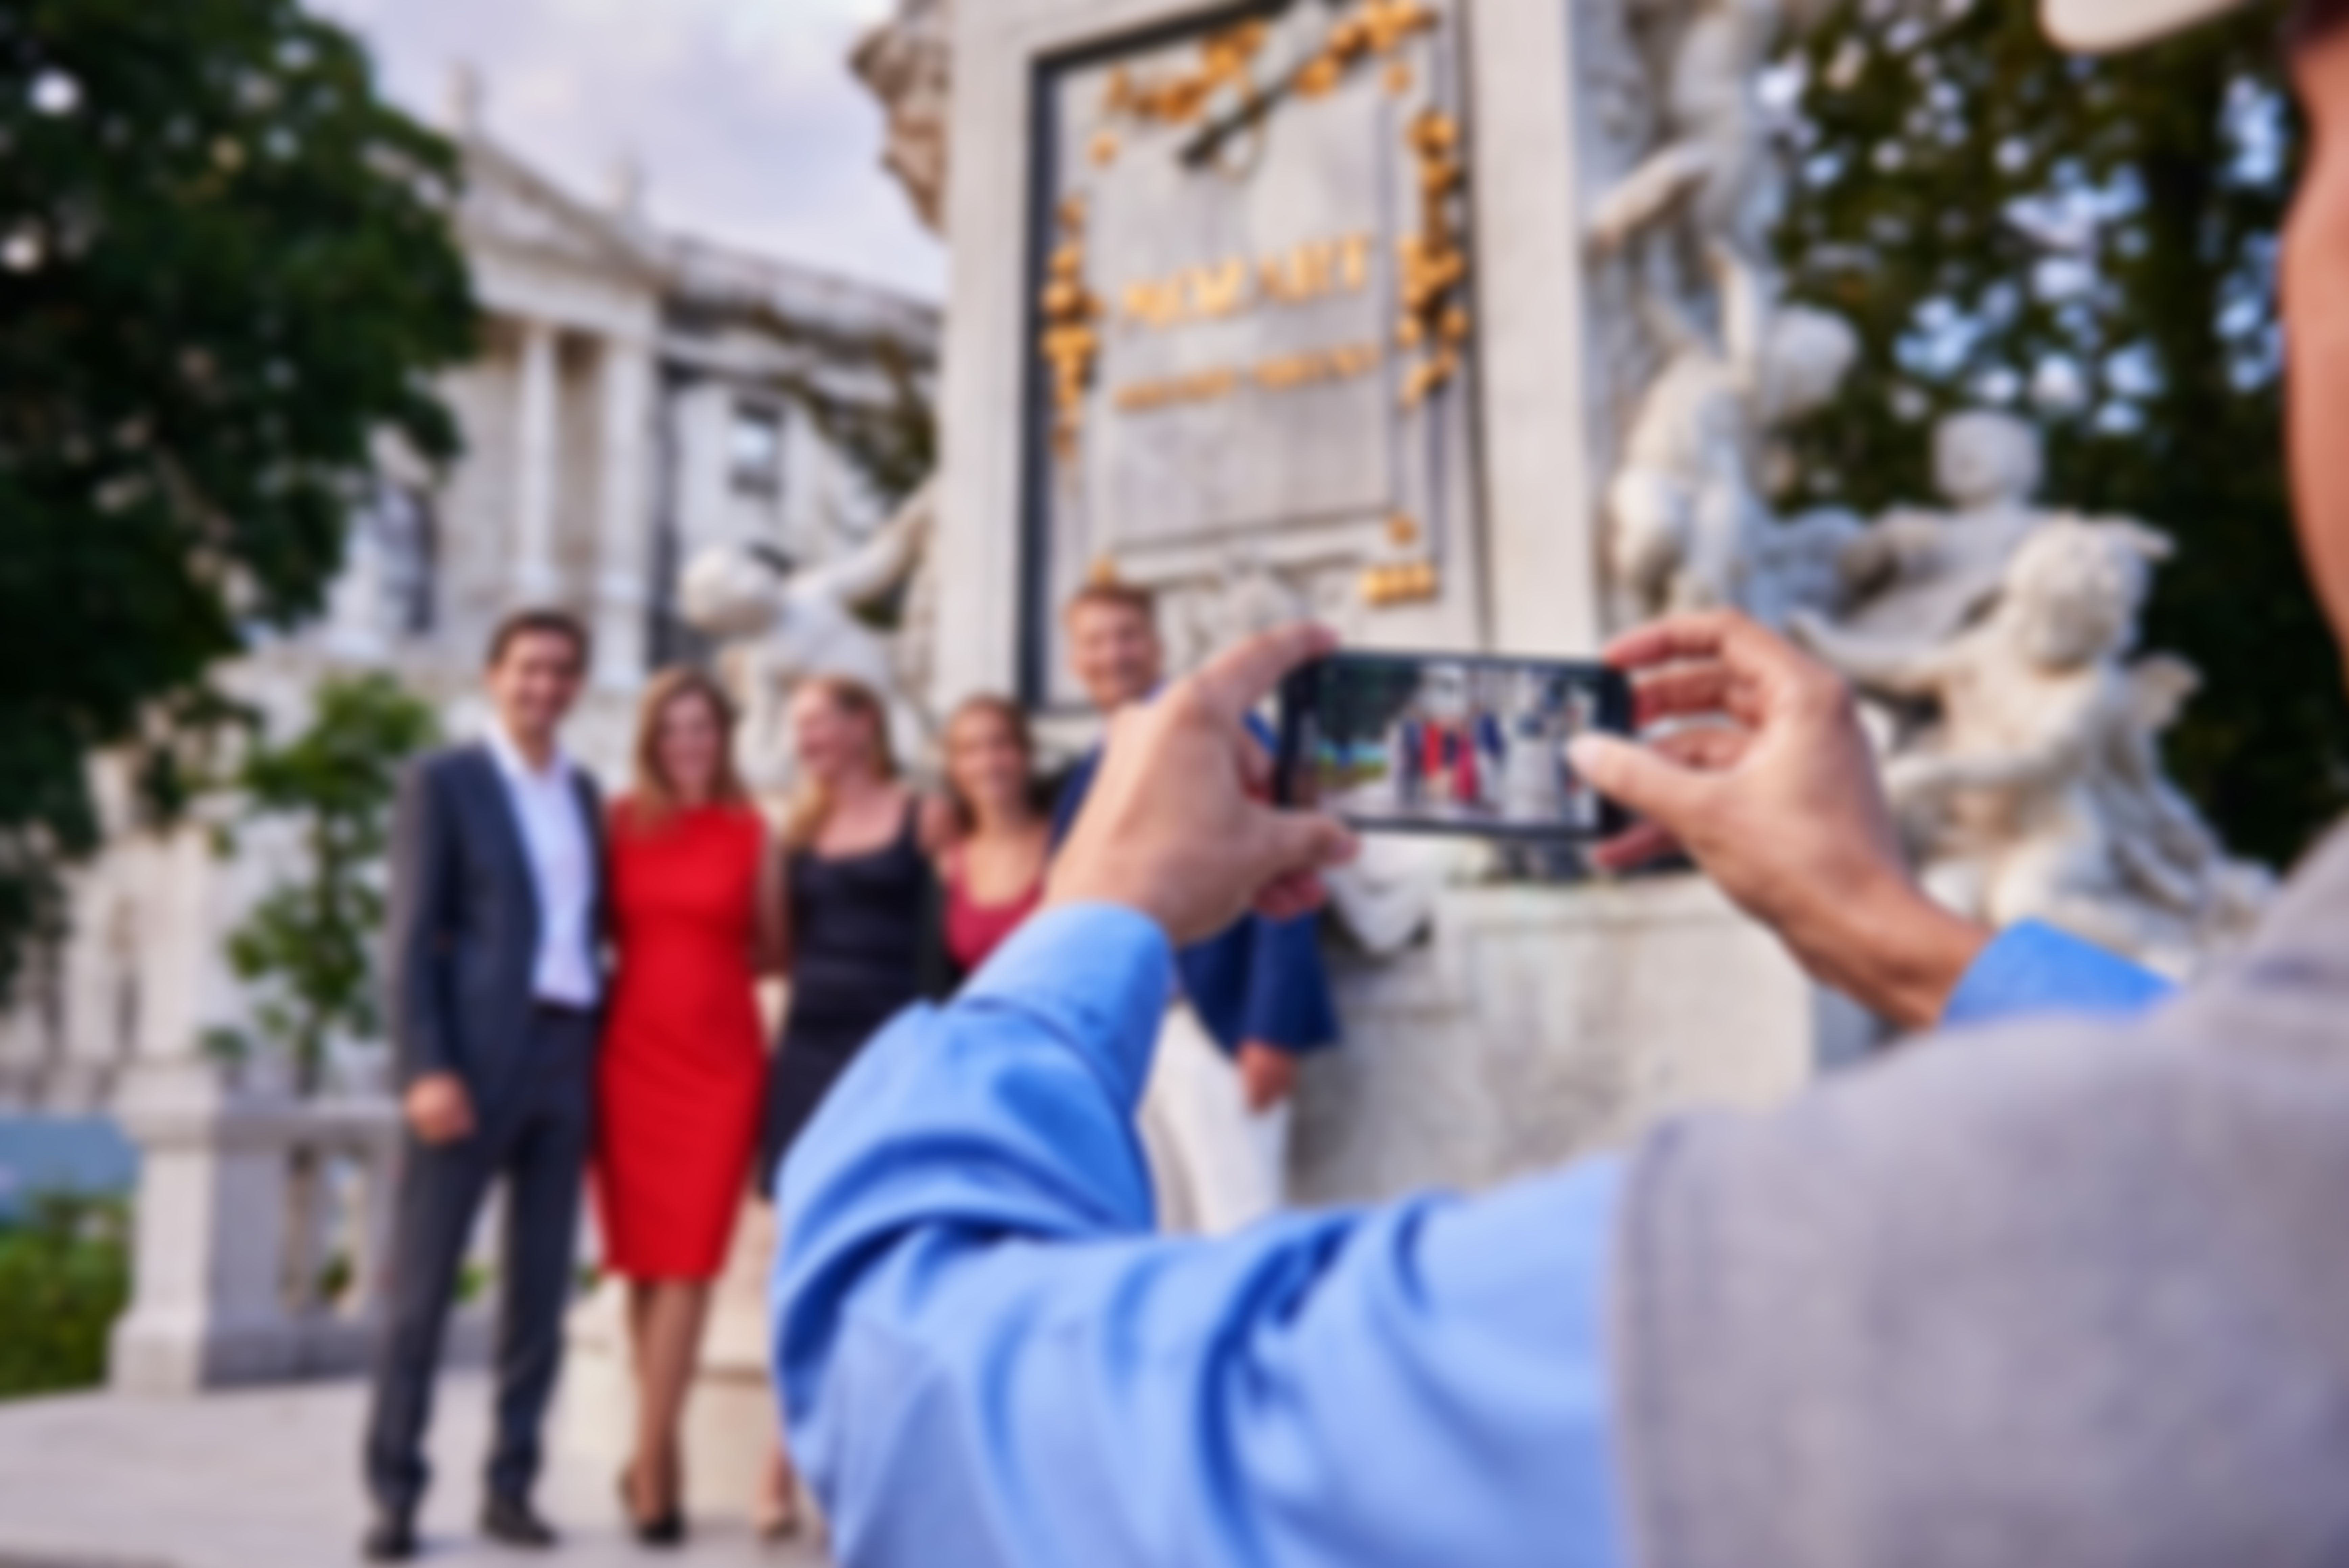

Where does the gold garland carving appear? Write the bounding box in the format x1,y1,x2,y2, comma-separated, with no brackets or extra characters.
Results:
1038,196,1101,465
1294,0,1437,99
1397,107,1468,411
1101,20,1270,128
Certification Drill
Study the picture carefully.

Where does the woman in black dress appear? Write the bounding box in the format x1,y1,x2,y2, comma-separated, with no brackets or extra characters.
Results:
761,674,944,1189
757,673,943,1534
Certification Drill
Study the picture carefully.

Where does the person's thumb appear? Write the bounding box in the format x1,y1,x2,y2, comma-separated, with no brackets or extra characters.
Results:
1254,806,1360,883
1567,733,1707,833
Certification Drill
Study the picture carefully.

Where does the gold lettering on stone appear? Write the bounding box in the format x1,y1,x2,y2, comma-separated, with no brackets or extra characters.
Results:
1121,279,1185,331
1116,233,1375,330
1187,259,1250,319
1113,341,1382,413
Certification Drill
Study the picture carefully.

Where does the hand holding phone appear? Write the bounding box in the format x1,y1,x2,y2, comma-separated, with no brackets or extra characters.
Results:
1275,651,1634,840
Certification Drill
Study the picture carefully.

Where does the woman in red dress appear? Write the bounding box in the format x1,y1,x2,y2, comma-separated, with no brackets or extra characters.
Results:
592,667,775,1545
933,696,1049,978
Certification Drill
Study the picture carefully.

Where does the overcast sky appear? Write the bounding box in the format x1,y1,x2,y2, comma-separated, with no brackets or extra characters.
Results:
313,0,947,302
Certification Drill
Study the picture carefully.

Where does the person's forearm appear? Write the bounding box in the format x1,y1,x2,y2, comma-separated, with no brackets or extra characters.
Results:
1784,871,1993,1032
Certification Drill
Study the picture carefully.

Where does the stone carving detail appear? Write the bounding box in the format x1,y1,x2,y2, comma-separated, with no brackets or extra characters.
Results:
678,485,936,797
1798,511,2270,976
1587,0,1856,634
1587,0,1833,312
1037,197,1101,465
851,0,953,236
1829,410,2052,643
1603,251,1857,626
1580,4,2267,975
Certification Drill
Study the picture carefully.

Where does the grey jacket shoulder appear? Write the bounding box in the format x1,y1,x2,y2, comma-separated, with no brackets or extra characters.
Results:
1613,827,2349,1568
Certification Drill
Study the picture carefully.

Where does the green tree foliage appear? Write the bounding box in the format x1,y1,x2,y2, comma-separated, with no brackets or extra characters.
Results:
0,1192,129,1399
0,1,477,993
210,673,437,1094
1776,0,2349,864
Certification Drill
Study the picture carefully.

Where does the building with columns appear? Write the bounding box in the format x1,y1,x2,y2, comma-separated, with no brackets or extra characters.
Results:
0,90,939,1117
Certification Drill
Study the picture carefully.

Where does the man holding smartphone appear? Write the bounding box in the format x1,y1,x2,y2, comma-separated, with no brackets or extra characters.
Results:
767,0,2349,1559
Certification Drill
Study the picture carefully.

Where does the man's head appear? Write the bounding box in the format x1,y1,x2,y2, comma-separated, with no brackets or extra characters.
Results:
1065,581,1165,714
2045,0,2349,677
484,608,590,754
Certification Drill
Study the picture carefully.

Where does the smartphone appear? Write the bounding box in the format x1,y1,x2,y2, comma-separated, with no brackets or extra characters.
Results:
1275,650,1634,840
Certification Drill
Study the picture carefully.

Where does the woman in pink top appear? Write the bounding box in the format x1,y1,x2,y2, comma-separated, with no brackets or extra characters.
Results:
934,696,1049,977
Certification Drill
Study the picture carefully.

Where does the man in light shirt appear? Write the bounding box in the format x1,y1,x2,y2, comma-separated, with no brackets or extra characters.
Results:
363,610,606,1561
769,0,2349,1561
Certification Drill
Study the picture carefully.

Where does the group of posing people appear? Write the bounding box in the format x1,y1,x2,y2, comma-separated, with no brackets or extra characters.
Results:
358,581,1338,1560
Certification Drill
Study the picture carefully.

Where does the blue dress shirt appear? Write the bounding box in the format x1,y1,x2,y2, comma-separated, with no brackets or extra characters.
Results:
773,907,2172,1568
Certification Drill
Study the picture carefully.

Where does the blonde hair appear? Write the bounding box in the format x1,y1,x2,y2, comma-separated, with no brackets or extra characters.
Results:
782,675,899,850
1062,579,1158,628
941,694,1036,834
625,666,747,830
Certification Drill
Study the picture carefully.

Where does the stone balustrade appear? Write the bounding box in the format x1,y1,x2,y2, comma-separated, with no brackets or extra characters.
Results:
108,1067,407,1395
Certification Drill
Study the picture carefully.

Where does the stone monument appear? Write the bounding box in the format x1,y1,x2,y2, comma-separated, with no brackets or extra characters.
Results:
922,0,1842,1201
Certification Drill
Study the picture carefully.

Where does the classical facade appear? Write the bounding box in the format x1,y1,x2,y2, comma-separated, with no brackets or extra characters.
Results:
0,79,939,1115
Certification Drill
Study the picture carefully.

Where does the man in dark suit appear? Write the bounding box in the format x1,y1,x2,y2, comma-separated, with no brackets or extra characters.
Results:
362,609,607,1561
1051,582,1339,1232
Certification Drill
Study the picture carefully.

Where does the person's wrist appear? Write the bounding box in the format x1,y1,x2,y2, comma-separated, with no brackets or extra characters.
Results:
1043,862,1179,943
1779,863,1991,1030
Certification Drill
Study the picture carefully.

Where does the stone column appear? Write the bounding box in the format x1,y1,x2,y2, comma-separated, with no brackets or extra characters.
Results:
1465,0,1604,655
592,336,653,688
511,319,561,606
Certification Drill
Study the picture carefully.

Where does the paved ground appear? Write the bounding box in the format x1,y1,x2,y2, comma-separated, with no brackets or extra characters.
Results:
0,1374,829,1568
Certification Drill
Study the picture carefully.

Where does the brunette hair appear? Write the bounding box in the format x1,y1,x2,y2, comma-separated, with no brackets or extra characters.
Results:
781,674,899,850
941,694,1039,833
485,607,592,672
1062,579,1158,628
624,666,746,829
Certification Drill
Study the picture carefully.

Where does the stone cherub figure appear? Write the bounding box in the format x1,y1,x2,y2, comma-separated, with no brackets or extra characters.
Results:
1796,518,2269,977
1604,251,1860,625
1834,409,2054,646
678,482,936,796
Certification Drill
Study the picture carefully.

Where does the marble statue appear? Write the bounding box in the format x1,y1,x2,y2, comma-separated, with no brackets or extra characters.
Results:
852,0,954,236
1603,250,1858,625
1796,518,2270,976
678,483,936,796
1833,410,2053,645
1587,0,1834,336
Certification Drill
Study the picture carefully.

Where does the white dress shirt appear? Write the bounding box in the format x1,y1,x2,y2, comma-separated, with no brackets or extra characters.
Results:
484,718,600,1009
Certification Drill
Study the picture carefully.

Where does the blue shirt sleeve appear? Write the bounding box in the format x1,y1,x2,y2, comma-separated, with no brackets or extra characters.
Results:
1940,918,2175,1028
774,903,1624,1568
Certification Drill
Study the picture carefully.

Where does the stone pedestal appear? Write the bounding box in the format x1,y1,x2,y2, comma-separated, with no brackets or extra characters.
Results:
1294,874,1830,1204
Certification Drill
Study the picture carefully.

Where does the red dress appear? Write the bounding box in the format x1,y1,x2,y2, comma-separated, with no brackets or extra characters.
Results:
593,800,767,1280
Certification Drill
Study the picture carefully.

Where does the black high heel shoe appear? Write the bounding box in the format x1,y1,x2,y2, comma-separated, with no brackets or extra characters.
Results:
617,1465,688,1548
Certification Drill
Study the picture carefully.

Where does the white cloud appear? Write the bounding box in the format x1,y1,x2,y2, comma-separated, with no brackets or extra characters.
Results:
311,0,943,299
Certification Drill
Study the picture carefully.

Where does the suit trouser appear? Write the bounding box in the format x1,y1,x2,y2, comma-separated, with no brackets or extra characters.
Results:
363,1007,595,1518
1135,1002,1291,1235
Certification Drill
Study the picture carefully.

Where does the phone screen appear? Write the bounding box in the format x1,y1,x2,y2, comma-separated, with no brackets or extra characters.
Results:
1276,652,1633,840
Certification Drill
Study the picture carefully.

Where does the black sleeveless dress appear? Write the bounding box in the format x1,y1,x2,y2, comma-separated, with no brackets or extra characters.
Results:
760,802,933,1196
